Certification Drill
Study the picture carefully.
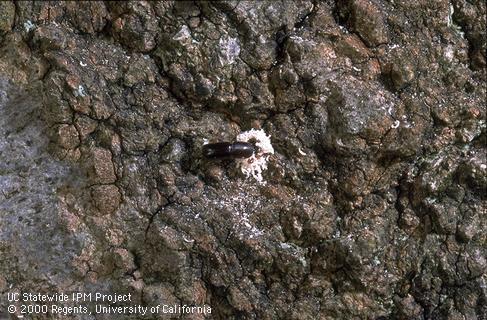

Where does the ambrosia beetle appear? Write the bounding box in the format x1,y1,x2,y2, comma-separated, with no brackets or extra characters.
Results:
202,142,255,159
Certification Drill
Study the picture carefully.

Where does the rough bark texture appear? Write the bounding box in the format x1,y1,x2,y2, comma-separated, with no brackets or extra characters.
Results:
0,1,485,319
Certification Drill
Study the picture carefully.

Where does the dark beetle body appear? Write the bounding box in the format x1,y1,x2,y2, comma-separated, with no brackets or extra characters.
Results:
203,142,255,159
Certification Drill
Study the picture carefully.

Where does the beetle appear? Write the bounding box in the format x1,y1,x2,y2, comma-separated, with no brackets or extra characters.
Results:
202,142,255,159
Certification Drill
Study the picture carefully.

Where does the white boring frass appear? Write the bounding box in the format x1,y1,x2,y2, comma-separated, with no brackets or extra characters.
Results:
235,129,274,184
